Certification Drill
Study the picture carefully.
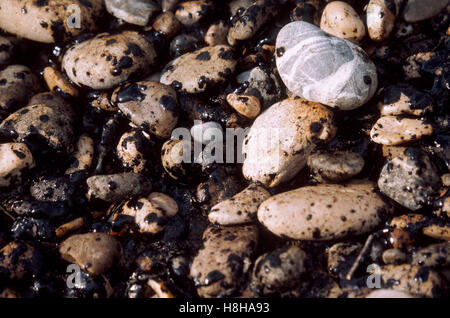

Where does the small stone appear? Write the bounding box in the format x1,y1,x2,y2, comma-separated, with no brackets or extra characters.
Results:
0,143,35,188
89,92,118,112
152,12,181,38
228,0,254,16
382,248,407,265
226,93,261,119
320,1,366,43
327,242,362,279
411,243,450,267
389,228,414,249
162,0,181,12
30,175,72,202
205,21,229,46
370,116,433,145
169,34,201,58
161,139,191,180
105,0,160,26
208,184,270,225
378,84,433,116
307,150,365,183
366,0,399,41
422,224,450,241
60,233,122,276
190,121,222,145
43,66,78,98
276,21,378,110
196,168,242,208
0,65,39,111
65,135,95,175
0,36,16,65
55,217,85,238
175,1,212,26
402,0,450,23
378,148,441,210
365,289,415,298
117,128,148,173
389,213,428,231
258,181,393,240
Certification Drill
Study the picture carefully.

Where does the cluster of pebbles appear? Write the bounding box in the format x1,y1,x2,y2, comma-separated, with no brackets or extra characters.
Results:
0,0,448,298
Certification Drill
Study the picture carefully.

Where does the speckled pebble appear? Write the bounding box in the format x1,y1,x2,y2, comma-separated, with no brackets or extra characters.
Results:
65,135,95,175
152,12,181,38
411,243,450,267
43,66,78,97
366,0,399,41
0,143,35,188
370,116,433,145
382,248,407,265
175,1,212,26
0,65,39,111
378,84,433,117
0,241,43,280
422,224,450,241
226,93,261,119
117,128,148,173
205,21,229,46
327,242,362,279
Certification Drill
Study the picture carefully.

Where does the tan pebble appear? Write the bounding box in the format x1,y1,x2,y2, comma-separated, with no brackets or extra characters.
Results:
422,224,450,241
148,279,176,298
365,289,415,298
0,143,35,187
153,12,181,38
382,248,407,265
116,129,148,173
0,288,21,298
205,21,229,46
226,93,261,119
441,173,450,187
370,116,433,145
378,85,433,116
411,243,450,267
389,214,428,230
43,66,78,97
65,135,94,175
389,228,414,249
381,145,408,159
367,0,399,41
175,1,211,26
89,92,118,112
56,217,84,238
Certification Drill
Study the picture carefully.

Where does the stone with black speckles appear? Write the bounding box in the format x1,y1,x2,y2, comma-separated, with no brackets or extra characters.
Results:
0,143,35,188
117,128,148,173
190,225,258,298
205,21,229,46
30,175,72,202
0,65,39,111
242,97,336,188
175,0,212,26
226,93,261,119
112,81,178,139
367,0,400,41
0,241,43,280
160,45,237,93
370,116,433,145
411,243,450,267
62,31,156,90
258,181,393,240
0,0,104,43
378,84,433,117
0,35,17,65
152,12,181,38
105,0,160,26
378,149,441,210
65,135,94,175
327,242,362,279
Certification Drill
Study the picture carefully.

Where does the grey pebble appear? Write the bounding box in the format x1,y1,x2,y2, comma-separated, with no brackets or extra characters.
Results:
402,0,449,22
105,0,160,26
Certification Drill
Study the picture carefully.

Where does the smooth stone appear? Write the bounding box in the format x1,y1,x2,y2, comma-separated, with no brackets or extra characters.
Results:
276,21,378,110
0,143,35,188
116,129,148,173
327,242,362,279
105,0,160,26
160,45,237,93
0,65,39,111
226,93,261,119
378,148,441,210
208,184,271,225
402,0,449,22
257,181,393,241
365,289,415,298
169,34,200,58
242,97,336,188
205,21,229,46
382,248,407,265
190,121,222,145
367,0,399,41
0,36,16,65
175,1,211,26
370,116,433,145
411,243,450,267
152,12,181,38
65,135,95,175
378,84,433,116
60,233,121,275
43,66,78,97
422,224,450,241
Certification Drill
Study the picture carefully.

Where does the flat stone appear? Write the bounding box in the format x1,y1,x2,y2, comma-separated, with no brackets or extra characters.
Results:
0,143,35,188
105,0,160,26
370,116,433,145
402,0,449,22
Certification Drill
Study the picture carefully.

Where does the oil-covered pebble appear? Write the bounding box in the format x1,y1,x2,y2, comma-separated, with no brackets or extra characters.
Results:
161,139,191,180
0,241,43,280
258,181,393,240
30,175,72,202
160,45,237,93
60,233,122,276
175,1,212,26
327,242,362,279
208,184,270,225
43,66,78,98
86,172,152,202
378,148,441,210
190,225,258,298
112,81,178,139
276,21,378,110
0,65,39,111
65,135,95,175
370,116,433,145
320,1,365,43
0,143,35,187
62,31,156,90
307,150,364,183
411,243,450,267
366,0,399,41
117,128,148,173
378,84,433,116
242,97,336,188
226,93,261,119
251,246,306,296
0,0,104,43
152,12,181,38
402,0,449,23
205,21,229,46
105,0,160,26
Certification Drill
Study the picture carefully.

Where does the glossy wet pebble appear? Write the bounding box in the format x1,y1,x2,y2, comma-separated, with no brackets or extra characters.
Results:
0,241,43,280
327,242,362,279
190,225,258,298
60,233,121,276
378,148,441,210
43,66,78,98
0,143,35,188
208,184,270,225
117,129,148,173
320,1,365,43
226,93,261,119
0,65,39,111
160,45,237,93
276,21,378,110
370,116,433,145
366,0,399,41
0,0,103,43
307,150,364,183
30,176,72,202
112,81,178,138
258,181,393,240
242,97,336,188
251,246,306,296
86,173,152,202
378,84,433,116
402,0,449,23
411,243,450,268
62,31,156,90
152,12,181,38
175,1,211,26
105,0,160,26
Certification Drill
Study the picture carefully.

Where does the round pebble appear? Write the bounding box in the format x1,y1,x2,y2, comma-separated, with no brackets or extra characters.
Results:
370,116,434,145
0,143,35,188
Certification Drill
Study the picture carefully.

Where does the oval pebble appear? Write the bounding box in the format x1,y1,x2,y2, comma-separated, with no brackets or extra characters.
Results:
411,243,450,267
43,66,78,98
205,21,229,46
152,12,181,38
0,36,16,65
402,0,450,23
0,65,39,112
257,181,393,241
175,1,211,26
327,242,362,279
276,21,378,110
0,143,35,188
105,0,160,26
65,135,95,175
366,0,399,41
116,128,148,173
226,93,261,119
370,116,433,145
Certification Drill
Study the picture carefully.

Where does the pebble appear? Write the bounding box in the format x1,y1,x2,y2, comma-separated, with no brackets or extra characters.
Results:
152,12,181,38
0,65,39,111
0,241,43,280
0,0,103,43
205,21,229,46
0,36,16,65
117,128,148,173
89,92,118,112
60,233,122,275
65,135,95,175
377,264,444,297
251,246,307,296
208,184,271,225
307,150,365,183
175,1,212,26
382,248,407,265
0,288,20,298
276,21,378,110
55,217,85,238
257,181,393,240
389,228,414,249
112,81,178,138
0,103,75,154
162,0,181,12
366,0,399,41
30,175,72,202
370,116,434,145
320,1,366,43
62,31,156,90
291,0,320,24
411,243,450,268
0,143,35,188
365,289,415,298
378,148,441,210
160,45,237,93
169,34,200,58
402,0,450,23
161,139,191,180
389,213,428,231
28,92,70,110
242,97,336,188
226,93,261,119
228,0,254,16
422,224,450,241
42,66,78,98
190,225,258,298
86,172,152,202
190,121,222,145
196,168,242,208
105,0,160,26
327,242,362,279
378,84,433,116
115,192,178,235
